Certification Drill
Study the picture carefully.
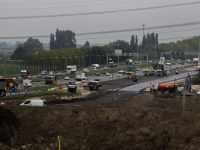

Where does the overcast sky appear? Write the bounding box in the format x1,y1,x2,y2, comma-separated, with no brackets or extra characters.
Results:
0,0,200,46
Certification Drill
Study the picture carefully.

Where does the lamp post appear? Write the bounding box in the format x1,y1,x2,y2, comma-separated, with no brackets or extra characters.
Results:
87,55,94,66
155,36,157,63
97,55,104,66
171,39,172,63
186,39,187,61
42,58,45,70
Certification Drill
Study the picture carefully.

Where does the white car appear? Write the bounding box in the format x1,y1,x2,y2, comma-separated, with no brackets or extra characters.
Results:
83,68,89,72
105,72,110,76
64,76,70,80
149,60,152,63
104,66,108,70
139,61,142,64
136,67,140,71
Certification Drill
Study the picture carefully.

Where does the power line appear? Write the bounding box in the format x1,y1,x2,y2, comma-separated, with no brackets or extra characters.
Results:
1,20,200,40
0,1,199,20
0,0,142,11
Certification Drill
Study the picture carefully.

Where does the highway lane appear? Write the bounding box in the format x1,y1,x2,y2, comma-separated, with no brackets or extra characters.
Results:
57,70,198,107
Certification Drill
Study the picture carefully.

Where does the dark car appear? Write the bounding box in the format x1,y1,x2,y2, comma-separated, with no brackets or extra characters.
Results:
95,73,100,76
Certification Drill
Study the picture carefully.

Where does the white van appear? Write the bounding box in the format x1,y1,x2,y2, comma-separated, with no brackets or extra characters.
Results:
20,99,46,106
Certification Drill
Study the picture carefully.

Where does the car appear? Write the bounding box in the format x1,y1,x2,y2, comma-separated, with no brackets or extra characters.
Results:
37,74,42,78
57,72,62,76
104,66,108,70
136,67,140,71
149,60,152,63
105,72,110,76
64,76,70,80
172,62,176,65
139,61,142,64
83,68,89,72
95,73,100,76
134,61,138,64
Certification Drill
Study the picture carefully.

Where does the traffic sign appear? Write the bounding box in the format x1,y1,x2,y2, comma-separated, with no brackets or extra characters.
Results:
10,83,13,88
11,86,17,93
53,81,57,84
149,81,152,85
59,84,63,89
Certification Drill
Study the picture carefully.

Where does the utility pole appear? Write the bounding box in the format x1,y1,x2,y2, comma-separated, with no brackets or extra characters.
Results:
112,73,115,108
142,24,145,37
186,39,187,61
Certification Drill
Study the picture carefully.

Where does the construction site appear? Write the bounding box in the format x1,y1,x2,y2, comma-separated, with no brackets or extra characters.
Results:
1,65,200,150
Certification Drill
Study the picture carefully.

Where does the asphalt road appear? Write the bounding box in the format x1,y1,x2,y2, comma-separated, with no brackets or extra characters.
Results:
57,69,198,107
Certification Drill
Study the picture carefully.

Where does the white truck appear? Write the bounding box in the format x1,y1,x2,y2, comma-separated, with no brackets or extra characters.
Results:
67,65,77,74
49,71,54,76
91,64,99,71
193,58,199,65
125,59,133,65
76,73,85,81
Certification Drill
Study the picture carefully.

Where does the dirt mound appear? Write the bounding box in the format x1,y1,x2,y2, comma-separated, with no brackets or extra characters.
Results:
1,106,200,149
0,107,19,148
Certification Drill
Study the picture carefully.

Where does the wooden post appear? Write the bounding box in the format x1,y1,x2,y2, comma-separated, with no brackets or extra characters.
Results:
193,91,196,110
183,86,186,110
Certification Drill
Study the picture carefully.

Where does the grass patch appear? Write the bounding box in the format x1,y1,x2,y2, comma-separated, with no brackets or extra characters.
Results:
4,91,73,101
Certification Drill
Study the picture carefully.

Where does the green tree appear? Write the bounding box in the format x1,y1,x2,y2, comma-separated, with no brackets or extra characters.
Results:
84,41,90,47
50,33,55,50
53,29,76,49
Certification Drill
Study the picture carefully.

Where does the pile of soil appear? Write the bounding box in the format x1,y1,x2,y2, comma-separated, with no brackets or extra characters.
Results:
1,106,200,149
0,107,19,148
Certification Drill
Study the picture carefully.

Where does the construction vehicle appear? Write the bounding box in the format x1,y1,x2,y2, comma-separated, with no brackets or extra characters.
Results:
144,67,155,76
144,69,150,76
0,79,6,96
175,68,179,74
151,83,179,94
45,76,55,85
157,64,166,76
132,75,138,82
126,66,136,79
125,59,133,65
2,78,18,89
165,68,171,75
88,80,101,90
67,82,77,93
20,70,32,78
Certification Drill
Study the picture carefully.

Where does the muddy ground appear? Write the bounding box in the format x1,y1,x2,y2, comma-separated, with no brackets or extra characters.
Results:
1,106,200,150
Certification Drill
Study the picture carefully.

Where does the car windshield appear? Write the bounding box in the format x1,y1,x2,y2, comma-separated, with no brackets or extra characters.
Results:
126,73,131,75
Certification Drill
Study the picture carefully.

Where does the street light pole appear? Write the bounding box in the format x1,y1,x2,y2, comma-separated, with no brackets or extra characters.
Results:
137,39,138,67
155,36,157,63
171,40,172,62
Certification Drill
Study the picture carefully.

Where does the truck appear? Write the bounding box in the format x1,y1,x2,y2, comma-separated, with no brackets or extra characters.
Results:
91,64,99,71
143,67,155,76
150,83,179,94
2,78,18,89
0,79,6,96
157,64,165,76
67,82,77,93
109,58,117,68
67,65,77,74
20,70,32,78
193,58,199,65
125,59,133,65
45,76,55,85
126,66,136,79
88,80,101,90
76,73,85,81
